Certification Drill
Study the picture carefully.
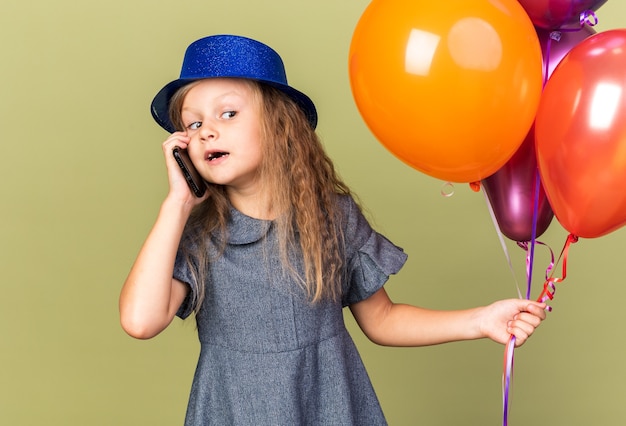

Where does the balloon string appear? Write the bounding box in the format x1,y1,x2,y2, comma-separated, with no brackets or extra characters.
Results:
544,10,598,88
544,34,553,88
536,233,578,305
524,168,541,299
502,334,516,426
518,241,556,284
481,186,523,299
502,240,554,426
502,233,577,425
502,168,540,425
502,13,593,424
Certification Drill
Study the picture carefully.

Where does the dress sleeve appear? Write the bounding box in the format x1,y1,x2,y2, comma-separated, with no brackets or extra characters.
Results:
173,247,197,319
341,196,408,307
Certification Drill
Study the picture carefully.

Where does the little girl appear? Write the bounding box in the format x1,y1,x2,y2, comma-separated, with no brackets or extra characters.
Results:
120,34,546,425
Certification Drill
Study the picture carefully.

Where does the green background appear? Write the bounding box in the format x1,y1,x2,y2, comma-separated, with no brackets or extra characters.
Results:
2,1,624,424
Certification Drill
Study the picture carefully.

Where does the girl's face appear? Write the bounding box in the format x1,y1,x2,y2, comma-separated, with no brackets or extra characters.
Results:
181,78,263,195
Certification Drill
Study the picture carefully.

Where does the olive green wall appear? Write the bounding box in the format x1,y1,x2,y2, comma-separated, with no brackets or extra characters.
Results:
1,1,624,424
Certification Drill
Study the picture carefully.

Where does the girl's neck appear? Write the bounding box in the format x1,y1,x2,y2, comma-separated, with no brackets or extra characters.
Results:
227,188,276,220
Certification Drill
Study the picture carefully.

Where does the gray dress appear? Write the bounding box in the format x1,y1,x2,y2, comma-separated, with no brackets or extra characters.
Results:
174,195,407,425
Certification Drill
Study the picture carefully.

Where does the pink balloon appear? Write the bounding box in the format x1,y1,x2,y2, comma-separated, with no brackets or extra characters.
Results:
537,25,596,80
517,0,608,30
482,128,554,242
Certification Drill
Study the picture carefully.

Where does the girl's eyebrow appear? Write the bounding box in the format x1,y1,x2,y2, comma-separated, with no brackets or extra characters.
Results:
182,90,245,113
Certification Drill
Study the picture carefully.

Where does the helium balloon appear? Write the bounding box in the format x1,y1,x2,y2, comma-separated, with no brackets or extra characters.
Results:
517,0,608,30
349,0,543,183
536,30,626,238
482,128,554,242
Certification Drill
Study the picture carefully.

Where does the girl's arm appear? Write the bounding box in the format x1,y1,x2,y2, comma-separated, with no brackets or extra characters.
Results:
349,288,546,347
119,132,205,339
119,199,193,339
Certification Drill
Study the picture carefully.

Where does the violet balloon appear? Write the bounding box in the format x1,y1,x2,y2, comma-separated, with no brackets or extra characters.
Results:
482,129,554,242
537,25,596,80
517,0,608,30
480,24,594,241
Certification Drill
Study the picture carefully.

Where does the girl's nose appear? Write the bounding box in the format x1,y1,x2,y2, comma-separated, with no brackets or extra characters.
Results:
199,123,217,142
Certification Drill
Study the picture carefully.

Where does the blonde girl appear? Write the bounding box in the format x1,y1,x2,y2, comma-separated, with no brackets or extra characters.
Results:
120,35,546,425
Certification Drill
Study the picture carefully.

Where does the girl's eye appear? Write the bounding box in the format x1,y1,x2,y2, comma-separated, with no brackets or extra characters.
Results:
187,122,201,130
220,111,236,120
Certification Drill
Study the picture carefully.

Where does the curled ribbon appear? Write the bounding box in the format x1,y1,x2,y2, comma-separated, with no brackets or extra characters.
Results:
502,233,578,425
517,240,556,304
535,233,578,306
440,181,456,198
580,10,599,27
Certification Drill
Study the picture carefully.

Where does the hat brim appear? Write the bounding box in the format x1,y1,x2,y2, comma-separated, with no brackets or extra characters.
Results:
151,78,318,133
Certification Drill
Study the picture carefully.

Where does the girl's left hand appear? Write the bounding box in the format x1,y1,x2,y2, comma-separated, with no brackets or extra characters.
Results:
479,299,547,347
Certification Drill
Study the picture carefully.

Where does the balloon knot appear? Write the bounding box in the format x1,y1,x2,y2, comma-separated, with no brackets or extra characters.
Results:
549,31,562,42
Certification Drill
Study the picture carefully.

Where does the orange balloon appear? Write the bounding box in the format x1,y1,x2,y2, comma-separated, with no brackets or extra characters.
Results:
535,30,626,238
349,0,543,183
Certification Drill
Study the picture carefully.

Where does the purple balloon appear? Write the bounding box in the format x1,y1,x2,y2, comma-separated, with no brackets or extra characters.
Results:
517,0,608,30
481,128,554,242
537,25,597,80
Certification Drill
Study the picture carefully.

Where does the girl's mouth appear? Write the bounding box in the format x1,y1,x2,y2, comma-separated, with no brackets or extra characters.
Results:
207,152,229,161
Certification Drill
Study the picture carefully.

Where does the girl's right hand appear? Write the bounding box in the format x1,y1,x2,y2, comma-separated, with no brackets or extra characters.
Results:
161,132,208,206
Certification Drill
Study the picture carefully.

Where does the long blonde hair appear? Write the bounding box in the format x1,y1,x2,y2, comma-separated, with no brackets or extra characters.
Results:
169,79,354,312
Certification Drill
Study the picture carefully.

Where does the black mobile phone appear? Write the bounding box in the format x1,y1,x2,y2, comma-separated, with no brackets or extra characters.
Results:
172,146,206,197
